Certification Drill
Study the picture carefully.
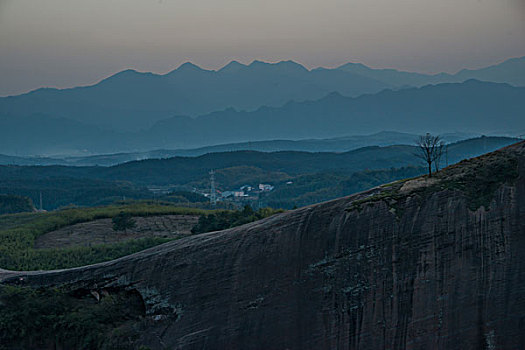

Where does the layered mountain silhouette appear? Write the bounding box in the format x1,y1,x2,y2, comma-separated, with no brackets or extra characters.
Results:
337,56,525,87
0,131,481,166
144,80,523,148
1,80,523,155
0,60,388,130
1,57,523,133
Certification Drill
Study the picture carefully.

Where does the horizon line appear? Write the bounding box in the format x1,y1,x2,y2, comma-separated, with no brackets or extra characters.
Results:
1,55,523,98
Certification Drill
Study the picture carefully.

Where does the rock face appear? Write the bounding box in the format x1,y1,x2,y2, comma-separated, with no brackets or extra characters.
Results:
1,142,525,349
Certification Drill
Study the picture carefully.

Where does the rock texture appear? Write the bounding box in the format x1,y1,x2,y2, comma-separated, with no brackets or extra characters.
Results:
1,141,525,350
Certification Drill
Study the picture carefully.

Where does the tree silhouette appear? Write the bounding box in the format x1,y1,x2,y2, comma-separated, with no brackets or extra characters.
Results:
415,133,444,177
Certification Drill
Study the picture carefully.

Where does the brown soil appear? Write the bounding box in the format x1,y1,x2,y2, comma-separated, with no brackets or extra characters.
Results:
399,176,437,193
34,215,199,249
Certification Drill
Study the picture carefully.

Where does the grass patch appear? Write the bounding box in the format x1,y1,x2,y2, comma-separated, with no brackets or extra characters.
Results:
0,203,283,271
0,237,172,271
0,203,210,271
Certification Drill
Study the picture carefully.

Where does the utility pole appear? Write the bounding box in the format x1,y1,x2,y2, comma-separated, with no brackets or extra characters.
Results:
209,170,217,207
39,191,43,211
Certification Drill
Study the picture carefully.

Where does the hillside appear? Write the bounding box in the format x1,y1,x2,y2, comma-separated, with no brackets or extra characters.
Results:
0,203,281,272
1,141,523,349
0,136,517,209
0,194,35,215
0,131,459,166
0,131,479,167
60,136,524,184
1,80,523,155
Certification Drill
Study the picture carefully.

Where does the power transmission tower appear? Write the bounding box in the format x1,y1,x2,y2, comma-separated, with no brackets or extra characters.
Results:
209,170,217,207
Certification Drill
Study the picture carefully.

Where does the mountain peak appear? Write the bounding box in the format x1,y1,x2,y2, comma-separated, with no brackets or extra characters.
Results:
320,90,346,101
219,60,247,72
99,69,151,84
337,62,371,70
276,60,308,71
178,62,203,70
118,68,140,74
249,59,266,67
247,59,308,72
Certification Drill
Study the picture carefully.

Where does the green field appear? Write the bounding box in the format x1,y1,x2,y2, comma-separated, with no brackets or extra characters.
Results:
0,202,282,271
0,203,211,271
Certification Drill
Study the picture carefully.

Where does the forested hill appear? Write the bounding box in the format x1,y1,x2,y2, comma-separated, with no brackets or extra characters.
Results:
0,136,517,184
89,136,522,184
0,131,476,167
0,137,518,209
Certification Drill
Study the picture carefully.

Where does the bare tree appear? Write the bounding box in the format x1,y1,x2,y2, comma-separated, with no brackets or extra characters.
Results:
433,142,445,173
415,133,444,177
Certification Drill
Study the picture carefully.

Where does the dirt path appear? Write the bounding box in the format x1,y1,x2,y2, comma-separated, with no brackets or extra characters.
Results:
34,215,199,249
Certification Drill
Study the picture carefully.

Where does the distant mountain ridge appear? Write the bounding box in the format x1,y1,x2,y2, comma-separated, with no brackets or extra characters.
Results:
0,60,389,131
145,80,522,145
1,80,523,156
336,56,525,87
1,56,523,132
0,131,487,166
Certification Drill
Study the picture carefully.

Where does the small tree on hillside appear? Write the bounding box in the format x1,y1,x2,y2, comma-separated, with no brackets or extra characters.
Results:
112,211,136,233
415,133,444,177
433,142,445,173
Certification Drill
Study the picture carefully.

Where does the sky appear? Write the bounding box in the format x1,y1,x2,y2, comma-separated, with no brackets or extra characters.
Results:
0,0,524,96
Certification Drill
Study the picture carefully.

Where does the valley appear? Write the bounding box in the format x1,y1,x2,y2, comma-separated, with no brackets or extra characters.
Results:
0,136,518,210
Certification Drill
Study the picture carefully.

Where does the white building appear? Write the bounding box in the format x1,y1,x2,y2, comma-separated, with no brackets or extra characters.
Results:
258,184,274,192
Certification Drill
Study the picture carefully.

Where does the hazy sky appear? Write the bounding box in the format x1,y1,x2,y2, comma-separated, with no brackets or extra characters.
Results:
1,0,524,96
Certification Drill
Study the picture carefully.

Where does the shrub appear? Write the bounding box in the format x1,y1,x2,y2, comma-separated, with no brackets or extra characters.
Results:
112,211,136,232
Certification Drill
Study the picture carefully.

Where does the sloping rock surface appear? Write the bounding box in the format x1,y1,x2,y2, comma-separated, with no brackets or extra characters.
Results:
1,142,525,350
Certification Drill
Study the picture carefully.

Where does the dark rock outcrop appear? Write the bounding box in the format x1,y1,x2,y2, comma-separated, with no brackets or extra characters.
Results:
1,141,525,349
